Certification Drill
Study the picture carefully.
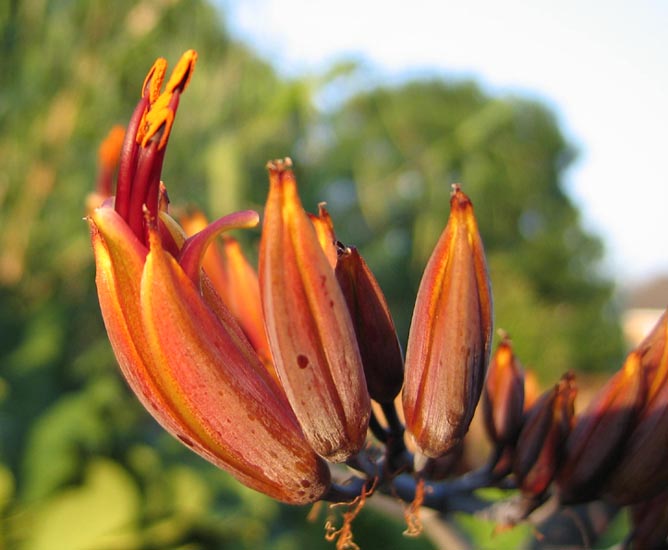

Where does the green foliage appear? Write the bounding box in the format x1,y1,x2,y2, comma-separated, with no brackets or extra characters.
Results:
300,79,624,376
0,0,625,548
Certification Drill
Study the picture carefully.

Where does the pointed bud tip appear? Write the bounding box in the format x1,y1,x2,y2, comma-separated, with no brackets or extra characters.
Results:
266,157,293,172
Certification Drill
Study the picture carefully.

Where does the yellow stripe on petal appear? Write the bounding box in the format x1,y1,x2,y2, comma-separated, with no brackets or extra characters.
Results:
141,228,330,503
89,207,208,455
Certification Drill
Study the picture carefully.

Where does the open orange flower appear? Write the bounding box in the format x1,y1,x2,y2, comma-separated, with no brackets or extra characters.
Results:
88,51,330,504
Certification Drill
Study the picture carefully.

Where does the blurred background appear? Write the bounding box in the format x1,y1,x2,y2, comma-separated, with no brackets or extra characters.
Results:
0,1,665,548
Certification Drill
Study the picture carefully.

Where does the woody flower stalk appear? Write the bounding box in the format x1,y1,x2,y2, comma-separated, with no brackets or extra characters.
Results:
88,51,330,504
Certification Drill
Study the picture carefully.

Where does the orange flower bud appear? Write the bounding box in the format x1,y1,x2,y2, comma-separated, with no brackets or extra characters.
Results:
336,245,404,403
482,335,525,447
259,159,370,463
513,373,576,497
402,185,493,459
557,352,644,504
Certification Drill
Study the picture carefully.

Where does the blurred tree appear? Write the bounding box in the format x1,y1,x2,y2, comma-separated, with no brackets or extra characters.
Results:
0,1,342,548
299,79,624,378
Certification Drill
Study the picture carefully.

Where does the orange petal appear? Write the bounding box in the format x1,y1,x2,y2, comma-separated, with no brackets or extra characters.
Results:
140,227,330,503
89,207,205,449
180,210,274,371
309,203,338,269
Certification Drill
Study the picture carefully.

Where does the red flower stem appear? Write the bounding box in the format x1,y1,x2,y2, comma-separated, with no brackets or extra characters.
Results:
127,140,159,241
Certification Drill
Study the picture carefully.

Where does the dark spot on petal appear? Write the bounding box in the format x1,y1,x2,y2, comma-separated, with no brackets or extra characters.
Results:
329,300,334,307
297,354,309,369
300,479,311,488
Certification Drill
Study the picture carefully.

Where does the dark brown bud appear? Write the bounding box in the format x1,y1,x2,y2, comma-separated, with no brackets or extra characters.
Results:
336,245,404,403
604,309,668,504
513,373,576,497
628,489,668,550
482,335,525,447
557,352,644,504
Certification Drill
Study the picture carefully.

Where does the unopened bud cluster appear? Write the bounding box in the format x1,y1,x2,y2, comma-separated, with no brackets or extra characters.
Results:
88,51,668,548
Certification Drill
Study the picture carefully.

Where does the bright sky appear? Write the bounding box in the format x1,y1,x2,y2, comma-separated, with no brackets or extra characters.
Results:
222,0,668,286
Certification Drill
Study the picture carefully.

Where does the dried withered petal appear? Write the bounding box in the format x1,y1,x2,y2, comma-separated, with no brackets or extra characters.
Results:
336,244,404,403
403,185,493,459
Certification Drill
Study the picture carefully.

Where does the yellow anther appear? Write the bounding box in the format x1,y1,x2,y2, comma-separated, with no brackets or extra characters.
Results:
164,49,198,94
142,58,167,103
140,106,175,150
136,90,171,146
134,51,198,149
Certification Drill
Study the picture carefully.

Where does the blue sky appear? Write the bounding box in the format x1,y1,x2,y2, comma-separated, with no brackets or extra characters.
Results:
222,0,668,286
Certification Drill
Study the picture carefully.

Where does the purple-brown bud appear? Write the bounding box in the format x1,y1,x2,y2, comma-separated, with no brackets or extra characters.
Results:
513,373,576,497
336,244,404,403
604,309,668,504
557,352,644,504
628,489,668,550
402,185,493,459
482,335,525,447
